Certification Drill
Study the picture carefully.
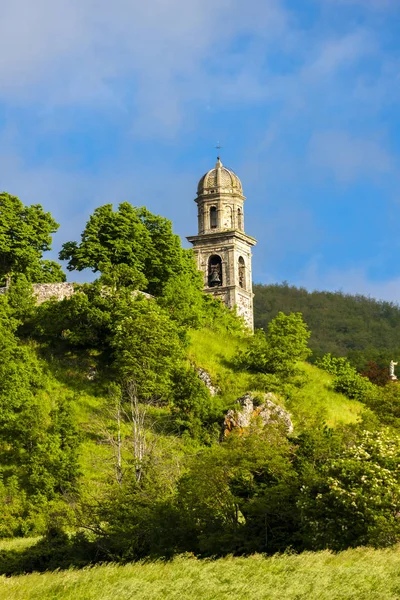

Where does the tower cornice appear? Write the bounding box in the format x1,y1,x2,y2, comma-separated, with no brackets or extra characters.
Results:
187,230,257,247
194,191,246,204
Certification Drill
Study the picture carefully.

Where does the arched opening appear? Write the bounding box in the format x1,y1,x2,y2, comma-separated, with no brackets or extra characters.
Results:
238,256,246,289
237,208,243,230
208,255,223,287
210,206,218,229
223,205,232,229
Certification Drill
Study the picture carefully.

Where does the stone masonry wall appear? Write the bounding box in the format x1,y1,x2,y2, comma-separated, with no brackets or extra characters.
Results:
32,283,76,304
0,282,153,305
0,282,75,304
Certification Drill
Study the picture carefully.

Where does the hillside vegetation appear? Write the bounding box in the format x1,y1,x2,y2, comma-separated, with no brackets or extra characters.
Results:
188,330,362,428
3,194,400,589
254,283,400,367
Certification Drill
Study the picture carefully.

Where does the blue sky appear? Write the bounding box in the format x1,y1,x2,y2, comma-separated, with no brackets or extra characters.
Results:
1,0,400,300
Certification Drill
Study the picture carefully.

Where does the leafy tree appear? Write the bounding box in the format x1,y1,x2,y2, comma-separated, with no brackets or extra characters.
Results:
266,312,311,371
157,252,205,329
111,296,185,401
0,295,80,535
32,282,114,350
316,353,375,401
59,203,149,290
0,192,65,285
236,312,311,377
170,364,223,441
59,203,192,296
33,281,192,403
361,382,400,428
175,425,297,556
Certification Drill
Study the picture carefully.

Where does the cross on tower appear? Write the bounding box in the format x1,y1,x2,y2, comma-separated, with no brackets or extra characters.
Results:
215,142,222,158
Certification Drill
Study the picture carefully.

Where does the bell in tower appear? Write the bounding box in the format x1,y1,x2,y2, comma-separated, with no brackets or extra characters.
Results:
208,255,222,287
187,157,257,330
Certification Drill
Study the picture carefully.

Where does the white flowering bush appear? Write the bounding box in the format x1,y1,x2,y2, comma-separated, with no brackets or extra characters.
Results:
298,429,400,549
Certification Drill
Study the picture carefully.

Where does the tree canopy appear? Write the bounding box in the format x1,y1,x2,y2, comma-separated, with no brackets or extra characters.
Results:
59,203,193,296
254,282,400,368
0,192,65,285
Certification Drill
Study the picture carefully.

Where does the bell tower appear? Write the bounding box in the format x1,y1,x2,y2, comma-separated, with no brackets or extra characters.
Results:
187,157,257,329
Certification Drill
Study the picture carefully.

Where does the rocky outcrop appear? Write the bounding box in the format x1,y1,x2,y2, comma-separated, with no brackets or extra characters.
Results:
222,392,293,437
196,367,220,397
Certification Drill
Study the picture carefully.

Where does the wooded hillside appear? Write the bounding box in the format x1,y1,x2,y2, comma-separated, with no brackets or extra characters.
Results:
254,282,400,366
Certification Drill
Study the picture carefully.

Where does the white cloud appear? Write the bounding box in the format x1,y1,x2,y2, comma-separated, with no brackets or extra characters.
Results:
0,0,289,134
308,130,394,182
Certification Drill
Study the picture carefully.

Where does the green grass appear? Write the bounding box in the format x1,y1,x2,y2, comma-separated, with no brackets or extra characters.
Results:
288,363,362,428
0,538,39,553
188,328,254,405
188,329,362,428
2,547,400,599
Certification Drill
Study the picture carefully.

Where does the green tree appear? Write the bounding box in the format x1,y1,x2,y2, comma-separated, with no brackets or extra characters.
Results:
0,295,80,535
32,282,114,350
157,252,205,328
111,296,185,401
32,283,188,402
0,192,65,285
316,353,375,401
59,203,192,296
175,425,297,556
237,312,311,377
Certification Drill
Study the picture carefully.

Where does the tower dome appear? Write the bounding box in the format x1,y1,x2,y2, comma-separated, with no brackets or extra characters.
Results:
197,157,243,196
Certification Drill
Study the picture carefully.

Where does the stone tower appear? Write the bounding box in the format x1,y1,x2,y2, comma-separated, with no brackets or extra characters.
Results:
187,157,257,329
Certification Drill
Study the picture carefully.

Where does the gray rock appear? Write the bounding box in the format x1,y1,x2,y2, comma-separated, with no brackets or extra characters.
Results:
223,392,293,436
196,367,220,396
87,366,97,381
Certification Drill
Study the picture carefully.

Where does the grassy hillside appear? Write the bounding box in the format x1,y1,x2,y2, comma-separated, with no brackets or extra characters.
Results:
2,539,400,600
188,329,362,428
0,314,376,581
33,329,361,493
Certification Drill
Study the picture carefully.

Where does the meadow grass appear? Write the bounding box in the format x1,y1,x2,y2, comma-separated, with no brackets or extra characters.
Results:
1,547,400,599
188,329,362,427
288,362,362,428
0,538,39,553
188,328,253,405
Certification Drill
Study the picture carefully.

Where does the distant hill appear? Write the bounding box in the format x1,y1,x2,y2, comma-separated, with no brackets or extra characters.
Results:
253,283,400,365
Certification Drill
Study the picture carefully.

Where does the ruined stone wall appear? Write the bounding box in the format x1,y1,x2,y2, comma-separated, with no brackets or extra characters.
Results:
0,282,75,304
0,282,152,305
32,282,76,304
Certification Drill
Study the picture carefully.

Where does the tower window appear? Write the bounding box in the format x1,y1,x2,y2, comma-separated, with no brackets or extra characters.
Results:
237,208,243,230
208,255,223,287
238,256,246,289
210,206,218,229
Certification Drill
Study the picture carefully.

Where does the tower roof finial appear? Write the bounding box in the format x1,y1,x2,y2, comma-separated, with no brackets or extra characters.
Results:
215,142,222,164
